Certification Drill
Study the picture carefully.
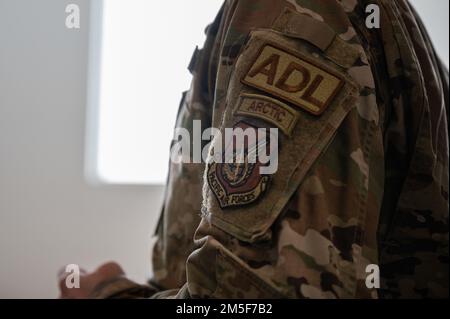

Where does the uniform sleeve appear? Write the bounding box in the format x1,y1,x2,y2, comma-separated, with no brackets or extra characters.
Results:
92,1,386,299
164,4,384,299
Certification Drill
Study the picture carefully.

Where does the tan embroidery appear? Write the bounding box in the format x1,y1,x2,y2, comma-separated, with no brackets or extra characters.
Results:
235,93,299,136
242,44,344,115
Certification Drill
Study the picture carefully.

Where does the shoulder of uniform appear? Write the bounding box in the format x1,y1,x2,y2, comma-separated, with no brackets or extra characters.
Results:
271,7,361,69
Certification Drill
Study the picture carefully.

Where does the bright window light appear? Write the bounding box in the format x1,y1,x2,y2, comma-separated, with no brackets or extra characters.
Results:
92,0,223,184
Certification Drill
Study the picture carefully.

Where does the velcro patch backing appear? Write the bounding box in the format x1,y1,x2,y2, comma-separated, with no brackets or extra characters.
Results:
235,93,299,136
242,44,344,115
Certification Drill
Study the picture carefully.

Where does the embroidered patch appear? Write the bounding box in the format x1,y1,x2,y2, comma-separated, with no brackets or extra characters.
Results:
207,122,271,209
235,93,299,136
242,44,344,115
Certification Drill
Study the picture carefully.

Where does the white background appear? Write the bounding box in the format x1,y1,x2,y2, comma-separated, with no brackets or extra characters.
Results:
410,0,449,68
95,0,224,184
0,0,448,298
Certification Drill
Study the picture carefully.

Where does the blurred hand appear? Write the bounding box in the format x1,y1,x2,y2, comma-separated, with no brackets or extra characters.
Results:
58,261,124,299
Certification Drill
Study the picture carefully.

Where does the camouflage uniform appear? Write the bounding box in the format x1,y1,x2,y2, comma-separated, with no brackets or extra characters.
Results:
92,0,449,299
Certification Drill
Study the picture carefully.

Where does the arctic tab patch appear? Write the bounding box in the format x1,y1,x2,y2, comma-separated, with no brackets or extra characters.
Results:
235,93,299,136
242,44,344,115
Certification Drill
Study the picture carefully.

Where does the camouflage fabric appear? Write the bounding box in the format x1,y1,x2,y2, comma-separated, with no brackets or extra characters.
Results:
92,0,448,299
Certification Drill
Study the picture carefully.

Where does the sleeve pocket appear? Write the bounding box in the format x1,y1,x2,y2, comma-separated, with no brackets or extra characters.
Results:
203,29,360,244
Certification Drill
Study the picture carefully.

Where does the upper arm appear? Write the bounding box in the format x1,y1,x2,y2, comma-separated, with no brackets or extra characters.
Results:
184,4,385,299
